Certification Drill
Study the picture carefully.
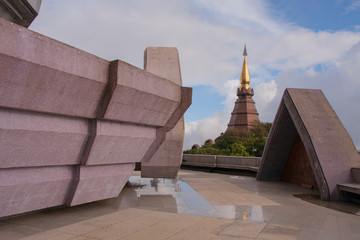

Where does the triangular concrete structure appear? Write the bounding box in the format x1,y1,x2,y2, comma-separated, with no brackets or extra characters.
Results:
257,88,359,200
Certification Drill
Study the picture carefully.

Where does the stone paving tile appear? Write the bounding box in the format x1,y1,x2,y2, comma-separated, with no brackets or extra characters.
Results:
168,229,217,240
0,225,43,240
256,224,299,240
55,217,115,235
82,220,145,240
156,213,205,229
184,178,279,206
125,210,175,227
20,230,76,240
256,233,297,240
0,230,33,240
1,170,360,240
92,210,147,224
297,228,341,240
68,236,99,240
185,217,234,234
119,222,183,240
219,220,267,239
212,235,254,240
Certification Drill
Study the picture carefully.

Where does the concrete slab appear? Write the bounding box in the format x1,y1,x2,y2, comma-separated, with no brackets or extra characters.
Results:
141,118,185,178
141,47,191,178
144,47,183,85
82,120,156,165
99,60,180,126
338,183,360,195
0,166,73,217
0,109,88,168
67,163,134,206
0,17,108,118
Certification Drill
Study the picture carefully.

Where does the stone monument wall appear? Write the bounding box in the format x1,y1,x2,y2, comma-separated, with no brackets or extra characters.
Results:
0,17,191,217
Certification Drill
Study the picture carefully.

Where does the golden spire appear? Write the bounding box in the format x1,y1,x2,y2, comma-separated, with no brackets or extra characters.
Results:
240,44,250,89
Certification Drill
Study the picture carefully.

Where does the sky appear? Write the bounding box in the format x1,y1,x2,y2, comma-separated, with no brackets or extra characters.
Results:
29,0,360,150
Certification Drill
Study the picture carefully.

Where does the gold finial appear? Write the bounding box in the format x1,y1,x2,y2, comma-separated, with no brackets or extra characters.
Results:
240,44,250,89
243,44,248,56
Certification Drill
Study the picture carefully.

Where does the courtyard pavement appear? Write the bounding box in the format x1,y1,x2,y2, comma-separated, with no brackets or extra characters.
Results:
1,169,360,240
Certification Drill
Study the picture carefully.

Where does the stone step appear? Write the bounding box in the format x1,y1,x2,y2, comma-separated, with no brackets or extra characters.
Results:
351,167,360,183
337,183,360,202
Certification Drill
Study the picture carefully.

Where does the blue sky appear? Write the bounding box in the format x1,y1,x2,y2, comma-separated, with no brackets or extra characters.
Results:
270,0,360,31
29,0,360,150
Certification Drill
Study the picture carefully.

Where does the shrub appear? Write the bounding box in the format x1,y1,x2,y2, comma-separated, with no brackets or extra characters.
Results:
184,121,271,157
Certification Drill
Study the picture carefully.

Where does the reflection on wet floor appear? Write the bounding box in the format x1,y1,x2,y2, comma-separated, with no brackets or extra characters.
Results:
1,170,360,240
294,194,360,216
120,176,265,221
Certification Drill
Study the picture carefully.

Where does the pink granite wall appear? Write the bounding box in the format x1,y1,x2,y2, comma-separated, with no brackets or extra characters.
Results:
67,164,134,206
141,48,192,178
99,60,181,126
0,18,108,118
83,121,156,165
0,166,74,217
0,108,88,168
0,18,191,217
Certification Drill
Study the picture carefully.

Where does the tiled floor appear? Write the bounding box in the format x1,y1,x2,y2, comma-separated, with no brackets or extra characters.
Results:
1,170,360,239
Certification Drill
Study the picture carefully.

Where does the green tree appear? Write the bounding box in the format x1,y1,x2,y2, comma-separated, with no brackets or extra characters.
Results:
243,136,267,157
213,130,247,150
184,121,272,157
230,142,249,156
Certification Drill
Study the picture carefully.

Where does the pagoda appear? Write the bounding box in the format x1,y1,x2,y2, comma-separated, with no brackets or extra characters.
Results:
226,45,259,131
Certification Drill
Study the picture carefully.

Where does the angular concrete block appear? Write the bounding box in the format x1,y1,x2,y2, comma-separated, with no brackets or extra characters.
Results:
164,87,192,131
0,109,89,168
67,164,134,206
144,47,183,85
99,60,180,126
0,166,73,218
140,87,192,177
0,19,192,217
141,47,191,178
0,0,41,27
82,120,156,165
142,118,185,178
0,18,108,118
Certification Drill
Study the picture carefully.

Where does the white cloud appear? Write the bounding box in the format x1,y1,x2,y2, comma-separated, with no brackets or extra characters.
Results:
344,0,360,13
30,1,360,150
253,80,278,122
193,0,285,35
219,79,239,112
31,1,360,87
184,111,228,150
259,42,360,149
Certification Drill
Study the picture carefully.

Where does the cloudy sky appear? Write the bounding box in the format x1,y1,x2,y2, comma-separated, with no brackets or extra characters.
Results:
29,0,360,150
